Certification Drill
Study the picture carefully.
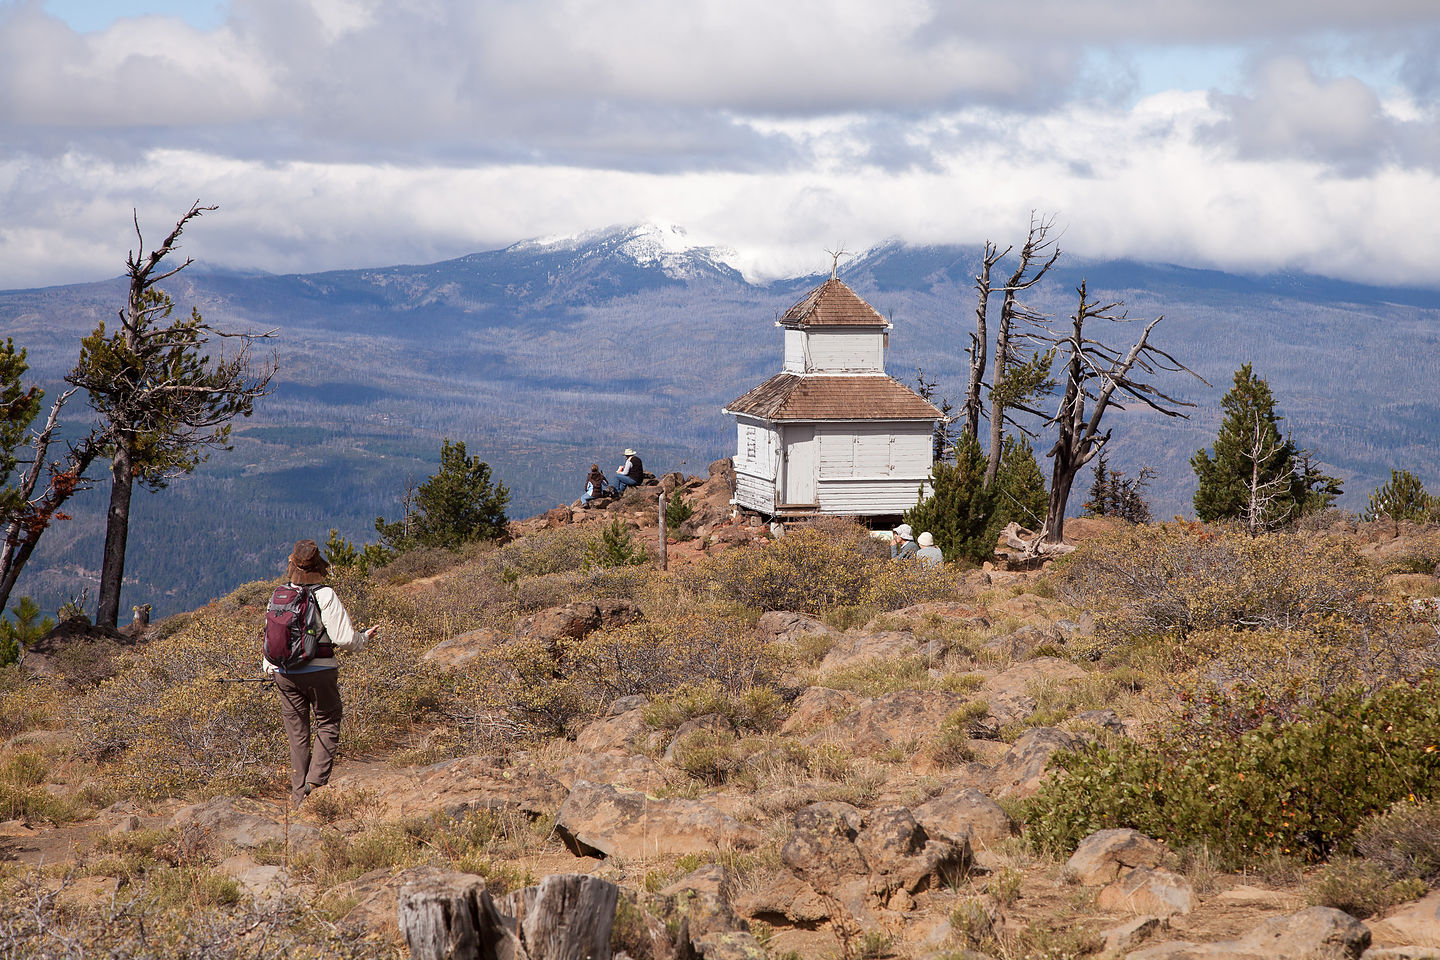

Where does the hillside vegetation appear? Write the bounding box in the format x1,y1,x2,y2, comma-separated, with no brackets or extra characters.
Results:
2,472,1440,958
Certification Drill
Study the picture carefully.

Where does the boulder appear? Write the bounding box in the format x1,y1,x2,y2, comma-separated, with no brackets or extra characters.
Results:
1369,888,1440,948
755,611,831,644
780,687,859,735
913,787,1015,846
542,505,571,527
1096,866,1195,917
780,802,869,893
168,797,322,853
518,599,642,644
420,627,504,670
576,706,653,755
830,690,969,756
1104,917,1168,954
779,801,970,901
735,872,831,925
818,631,924,674
984,624,1061,660
551,751,669,793
660,864,743,940
856,806,972,895
555,781,762,859
988,727,1084,798
1128,907,1371,960
1066,828,1168,885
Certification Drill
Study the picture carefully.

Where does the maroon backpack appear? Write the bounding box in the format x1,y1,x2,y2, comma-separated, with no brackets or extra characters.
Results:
262,584,333,669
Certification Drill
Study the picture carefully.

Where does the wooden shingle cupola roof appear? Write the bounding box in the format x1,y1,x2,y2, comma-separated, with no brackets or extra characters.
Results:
779,277,892,329
726,373,941,422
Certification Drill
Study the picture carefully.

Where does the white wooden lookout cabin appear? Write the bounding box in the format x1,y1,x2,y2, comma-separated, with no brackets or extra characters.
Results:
723,276,944,518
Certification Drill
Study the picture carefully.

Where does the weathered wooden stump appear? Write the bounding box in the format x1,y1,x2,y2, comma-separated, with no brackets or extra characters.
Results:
398,871,488,960
399,871,620,960
520,875,619,960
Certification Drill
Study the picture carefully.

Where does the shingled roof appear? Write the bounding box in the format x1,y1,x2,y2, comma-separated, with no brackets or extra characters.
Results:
779,278,889,328
724,373,943,422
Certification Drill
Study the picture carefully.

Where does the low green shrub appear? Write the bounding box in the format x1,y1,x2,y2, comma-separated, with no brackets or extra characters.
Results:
702,520,962,615
643,681,787,734
1354,798,1440,883
1307,857,1427,918
1024,678,1440,867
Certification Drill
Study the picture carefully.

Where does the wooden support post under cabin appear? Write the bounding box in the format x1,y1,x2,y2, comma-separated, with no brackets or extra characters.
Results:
398,871,620,960
658,491,668,570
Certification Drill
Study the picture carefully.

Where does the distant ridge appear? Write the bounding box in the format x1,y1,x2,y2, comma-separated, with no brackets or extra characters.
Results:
2,227,1438,618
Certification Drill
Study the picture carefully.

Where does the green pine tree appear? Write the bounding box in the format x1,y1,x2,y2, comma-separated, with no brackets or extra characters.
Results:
1362,469,1438,523
1191,364,1340,531
905,433,997,563
990,435,1048,534
376,438,511,552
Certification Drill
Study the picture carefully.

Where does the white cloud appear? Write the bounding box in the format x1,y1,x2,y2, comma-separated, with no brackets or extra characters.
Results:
0,0,1438,289
4,87,1439,290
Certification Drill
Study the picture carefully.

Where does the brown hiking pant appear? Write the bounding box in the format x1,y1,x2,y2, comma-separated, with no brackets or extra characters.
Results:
274,669,343,805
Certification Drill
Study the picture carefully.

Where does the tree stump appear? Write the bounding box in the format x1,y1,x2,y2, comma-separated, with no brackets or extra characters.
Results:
398,871,524,960
509,875,619,960
398,872,487,960
400,871,621,960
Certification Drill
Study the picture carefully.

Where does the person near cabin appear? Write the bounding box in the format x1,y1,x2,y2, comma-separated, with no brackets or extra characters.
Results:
615,448,644,489
263,539,379,807
582,464,612,504
916,531,944,566
891,523,918,560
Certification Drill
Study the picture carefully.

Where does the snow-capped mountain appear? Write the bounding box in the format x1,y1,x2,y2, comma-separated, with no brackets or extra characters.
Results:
511,222,747,283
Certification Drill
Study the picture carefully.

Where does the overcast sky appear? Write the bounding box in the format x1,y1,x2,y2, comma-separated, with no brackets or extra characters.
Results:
1,0,1438,288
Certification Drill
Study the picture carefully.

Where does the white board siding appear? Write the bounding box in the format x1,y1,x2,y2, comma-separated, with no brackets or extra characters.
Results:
815,478,933,515
817,423,933,479
781,424,817,504
804,330,885,373
782,329,806,373
734,468,777,513
733,418,777,480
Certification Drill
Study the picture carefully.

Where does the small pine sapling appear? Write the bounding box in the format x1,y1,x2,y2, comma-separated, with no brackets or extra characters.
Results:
0,596,55,666
584,518,648,570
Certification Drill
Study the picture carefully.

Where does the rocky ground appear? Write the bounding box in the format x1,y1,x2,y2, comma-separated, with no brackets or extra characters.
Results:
3,470,1440,959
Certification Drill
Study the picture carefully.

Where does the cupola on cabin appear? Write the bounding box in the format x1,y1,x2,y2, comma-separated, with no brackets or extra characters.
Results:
723,276,944,517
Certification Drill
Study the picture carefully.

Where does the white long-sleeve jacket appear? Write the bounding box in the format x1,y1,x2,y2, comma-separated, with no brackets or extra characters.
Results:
262,584,367,673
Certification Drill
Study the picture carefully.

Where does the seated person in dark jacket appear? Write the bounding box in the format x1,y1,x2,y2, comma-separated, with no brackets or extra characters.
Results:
615,449,644,489
582,464,613,503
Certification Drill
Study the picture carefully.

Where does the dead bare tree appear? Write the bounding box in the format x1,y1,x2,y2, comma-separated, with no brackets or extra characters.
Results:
962,241,1007,441
985,213,1060,486
0,393,102,616
1243,408,1297,536
1042,280,1206,544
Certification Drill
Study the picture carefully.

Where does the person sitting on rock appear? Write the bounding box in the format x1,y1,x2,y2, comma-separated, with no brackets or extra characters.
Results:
615,449,644,490
582,464,613,504
916,531,944,566
891,523,918,559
